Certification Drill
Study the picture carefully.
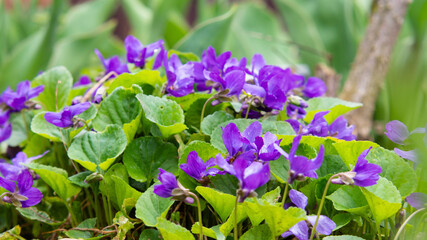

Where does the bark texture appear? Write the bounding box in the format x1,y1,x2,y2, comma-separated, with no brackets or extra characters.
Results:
339,0,411,139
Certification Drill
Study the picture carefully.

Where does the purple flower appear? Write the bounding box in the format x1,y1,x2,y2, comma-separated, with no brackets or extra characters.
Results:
95,49,129,76
153,169,194,204
0,109,9,125
394,148,418,162
125,35,164,69
1,80,44,111
254,132,282,161
0,121,12,144
0,151,48,181
73,75,92,88
329,116,356,141
201,46,232,74
164,53,204,97
180,151,222,185
331,147,382,187
275,135,324,184
286,96,308,119
385,120,410,145
216,154,270,202
302,77,327,98
406,192,427,209
0,170,43,208
44,102,91,128
282,190,336,240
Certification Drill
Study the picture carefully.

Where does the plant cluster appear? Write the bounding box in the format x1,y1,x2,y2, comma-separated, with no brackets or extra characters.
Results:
0,35,425,240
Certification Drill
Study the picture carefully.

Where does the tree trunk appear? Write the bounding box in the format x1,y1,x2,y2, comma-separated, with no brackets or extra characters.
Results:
339,0,411,139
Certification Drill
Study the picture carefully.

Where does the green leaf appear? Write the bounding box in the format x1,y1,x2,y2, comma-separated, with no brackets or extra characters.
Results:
66,218,97,239
365,147,417,198
101,175,142,209
185,96,227,129
113,212,135,240
175,3,295,66
168,92,213,111
156,218,195,240
17,207,62,225
333,141,379,169
332,213,353,231
0,0,62,92
25,163,81,200
68,125,127,172
123,136,178,183
239,224,272,240
139,229,160,240
269,155,290,183
31,104,96,142
191,222,217,239
179,141,220,165
323,236,365,240
274,0,326,69
4,111,33,147
201,111,234,136
60,0,116,37
304,97,363,124
136,93,187,137
361,177,402,224
107,70,164,95
92,86,143,141
135,185,174,227
219,203,248,236
317,155,348,178
122,0,153,44
262,205,306,237
31,66,73,112
68,171,91,188
326,186,370,216
196,186,236,222
0,225,25,240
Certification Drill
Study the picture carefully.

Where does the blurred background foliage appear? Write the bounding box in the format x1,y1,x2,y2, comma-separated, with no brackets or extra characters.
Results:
0,0,426,139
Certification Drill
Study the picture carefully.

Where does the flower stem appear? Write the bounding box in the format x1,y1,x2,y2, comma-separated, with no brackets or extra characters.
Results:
394,208,426,240
200,95,216,131
309,174,337,240
234,193,239,240
280,181,290,208
244,98,254,119
189,192,203,240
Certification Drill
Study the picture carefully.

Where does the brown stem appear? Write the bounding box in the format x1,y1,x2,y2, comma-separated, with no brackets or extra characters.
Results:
81,71,117,102
339,0,410,139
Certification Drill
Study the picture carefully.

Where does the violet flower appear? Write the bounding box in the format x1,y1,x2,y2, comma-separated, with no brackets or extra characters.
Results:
44,102,91,128
254,132,282,161
73,75,92,88
329,116,356,141
0,122,12,143
385,120,410,145
302,77,327,98
124,35,164,69
164,53,204,97
282,189,336,240
406,192,427,209
0,109,11,143
180,151,222,185
275,135,324,184
95,49,129,76
331,147,382,187
1,80,44,111
0,151,48,181
153,169,194,204
216,154,270,202
0,170,43,208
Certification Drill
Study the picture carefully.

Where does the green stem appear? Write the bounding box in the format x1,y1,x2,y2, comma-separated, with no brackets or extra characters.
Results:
377,223,382,240
280,181,290,208
102,193,111,225
200,95,216,130
66,202,78,227
84,188,94,218
189,192,203,240
309,174,337,240
394,208,426,240
244,98,254,119
234,193,239,240
21,111,29,137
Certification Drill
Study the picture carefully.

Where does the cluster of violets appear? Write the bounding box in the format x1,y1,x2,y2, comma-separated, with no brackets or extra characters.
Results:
153,121,382,239
0,35,425,239
0,152,47,207
0,81,44,143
